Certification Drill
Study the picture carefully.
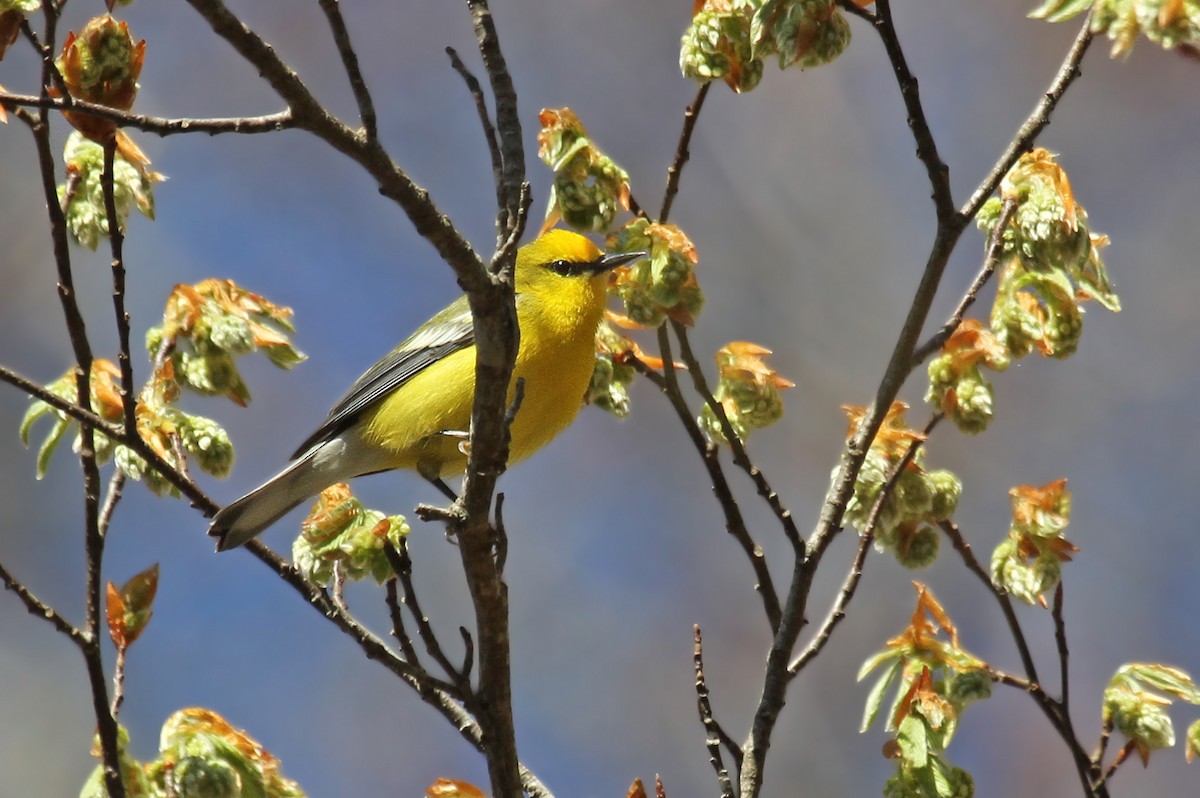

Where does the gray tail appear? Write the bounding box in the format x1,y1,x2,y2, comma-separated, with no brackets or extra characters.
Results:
208,452,329,551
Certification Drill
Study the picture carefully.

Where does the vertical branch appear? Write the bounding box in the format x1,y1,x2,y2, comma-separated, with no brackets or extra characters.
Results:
466,0,525,245
660,83,709,223
693,625,736,798
102,141,138,437
27,9,122,792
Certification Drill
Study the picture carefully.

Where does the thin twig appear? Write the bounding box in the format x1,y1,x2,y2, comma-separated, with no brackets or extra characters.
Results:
1091,717,1114,778
1092,740,1136,791
939,520,1041,685
0,92,296,136
386,543,471,695
789,415,941,675
671,321,803,554
331,562,349,613
693,625,736,798
110,645,127,719
871,0,955,222
102,141,138,437
941,520,1105,798
384,577,421,666
0,559,87,645
660,83,710,223
654,325,782,631
446,46,507,223
97,471,126,540
317,0,377,142
27,12,125,789
1053,581,1070,713
912,197,1019,363
960,16,1095,222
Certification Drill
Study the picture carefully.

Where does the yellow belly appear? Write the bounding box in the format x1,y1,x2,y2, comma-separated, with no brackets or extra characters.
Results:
357,316,598,479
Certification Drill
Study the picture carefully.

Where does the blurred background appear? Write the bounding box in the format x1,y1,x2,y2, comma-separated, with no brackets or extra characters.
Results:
1,1,1198,795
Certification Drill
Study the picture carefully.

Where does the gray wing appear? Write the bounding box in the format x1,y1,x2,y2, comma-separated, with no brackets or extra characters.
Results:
289,297,475,459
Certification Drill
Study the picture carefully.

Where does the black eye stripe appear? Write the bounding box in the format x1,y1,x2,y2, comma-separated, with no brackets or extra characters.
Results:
548,259,575,275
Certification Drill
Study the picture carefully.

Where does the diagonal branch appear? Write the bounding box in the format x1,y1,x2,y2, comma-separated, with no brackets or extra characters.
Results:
912,197,1019,363
0,559,87,645
789,414,942,676
654,326,782,632
960,16,1095,221
317,0,378,142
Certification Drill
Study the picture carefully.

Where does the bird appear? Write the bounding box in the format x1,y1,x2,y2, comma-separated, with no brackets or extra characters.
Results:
207,229,643,551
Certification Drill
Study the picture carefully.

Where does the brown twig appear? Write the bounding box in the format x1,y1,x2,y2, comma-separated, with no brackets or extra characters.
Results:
386,542,472,695
660,83,710,223
0,559,87,645
790,414,940,675
870,0,956,223
317,0,377,142
959,16,1095,222
912,197,1019,364
654,325,782,631
670,321,803,554
110,645,128,719
693,625,736,798
941,520,1105,797
0,91,295,135
446,46,508,225
102,141,138,438
26,8,125,789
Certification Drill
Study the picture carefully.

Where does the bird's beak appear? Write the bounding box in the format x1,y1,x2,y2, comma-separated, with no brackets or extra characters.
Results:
589,250,647,274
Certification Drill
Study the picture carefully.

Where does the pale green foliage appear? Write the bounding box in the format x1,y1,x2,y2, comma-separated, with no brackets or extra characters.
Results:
57,131,156,250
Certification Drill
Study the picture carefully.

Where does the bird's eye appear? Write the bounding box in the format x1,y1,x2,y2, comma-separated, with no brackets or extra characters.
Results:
547,259,574,275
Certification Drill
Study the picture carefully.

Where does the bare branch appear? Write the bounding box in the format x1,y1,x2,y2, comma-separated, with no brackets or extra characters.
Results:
653,325,782,631
670,321,803,555
960,16,1095,221
102,141,138,438
317,0,378,142
693,626,736,798
0,559,87,645
446,46,507,224
0,92,296,136
660,83,710,223
868,0,956,222
912,197,1019,363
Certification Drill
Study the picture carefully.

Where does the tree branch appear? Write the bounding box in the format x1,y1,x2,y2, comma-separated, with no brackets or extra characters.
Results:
0,92,296,136
317,0,378,142
693,625,736,798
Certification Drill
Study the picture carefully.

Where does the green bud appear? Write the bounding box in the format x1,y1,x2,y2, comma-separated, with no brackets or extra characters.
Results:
680,7,763,92
207,314,254,354
894,524,939,569
168,410,234,478
58,132,157,250
293,490,410,585
774,0,851,69
1,1,42,14
587,354,633,419
948,365,995,434
173,756,242,798
114,445,179,496
945,670,992,709
1111,698,1176,750
990,535,1061,605
925,470,963,522
895,470,933,519
177,351,247,400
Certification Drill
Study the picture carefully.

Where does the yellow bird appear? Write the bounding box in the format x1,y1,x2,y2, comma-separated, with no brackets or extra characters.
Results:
208,229,642,551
